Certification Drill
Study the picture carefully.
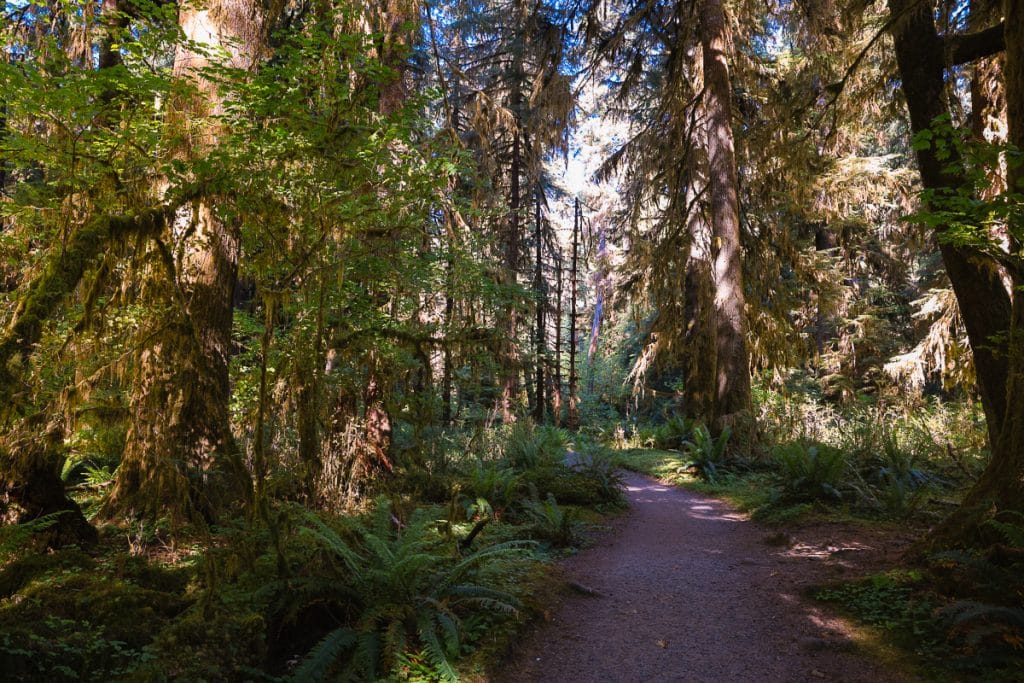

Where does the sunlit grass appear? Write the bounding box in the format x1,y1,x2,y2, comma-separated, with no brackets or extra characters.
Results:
607,447,852,524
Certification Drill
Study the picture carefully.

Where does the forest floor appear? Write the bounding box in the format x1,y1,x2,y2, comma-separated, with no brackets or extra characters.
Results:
493,469,918,682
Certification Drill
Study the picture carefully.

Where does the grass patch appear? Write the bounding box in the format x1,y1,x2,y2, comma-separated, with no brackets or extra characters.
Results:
607,446,959,526
606,448,692,486
607,448,808,522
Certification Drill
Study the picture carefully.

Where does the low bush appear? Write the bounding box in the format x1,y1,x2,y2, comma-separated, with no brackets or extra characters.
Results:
772,441,846,502
653,415,693,450
682,424,731,483
286,503,534,682
520,494,577,547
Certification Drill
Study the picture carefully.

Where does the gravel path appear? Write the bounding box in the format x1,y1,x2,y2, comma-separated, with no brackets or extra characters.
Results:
496,472,903,683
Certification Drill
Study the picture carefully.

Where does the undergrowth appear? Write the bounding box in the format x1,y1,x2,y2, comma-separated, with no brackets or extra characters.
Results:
0,421,623,682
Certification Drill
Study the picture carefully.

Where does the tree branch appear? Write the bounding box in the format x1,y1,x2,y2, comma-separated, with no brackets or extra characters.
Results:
945,23,1005,67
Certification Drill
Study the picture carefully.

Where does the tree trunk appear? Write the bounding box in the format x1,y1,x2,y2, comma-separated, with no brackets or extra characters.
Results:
969,0,1005,156
363,355,393,470
499,132,522,423
107,203,242,524
105,0,275,523
552,247,563,427
814,225,837,357
889,0,1011,451
296,283,325,498
0,0,175,535
587,221,606,394
442,276,454,426
700,0,752,427
568,198,580,430
900,0,1023,550
534,191,545,422
682,190,716,420
97,0,125,72
1,421,98,547
957,0,1024,519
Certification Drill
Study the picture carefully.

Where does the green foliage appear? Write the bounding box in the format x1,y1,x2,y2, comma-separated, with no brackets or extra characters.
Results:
682,424,731,483
503,422,568,469
940,600,1024,650
462,462,521,516
0,616,143,682
923,511,1024,676
289,502,533,681
0,512,63,563
605,448,693,486
819,509,1024,679
910,115,1024,255
519,494,577,547
753,379,984,519
815,570,940,645
985,511,1024,549
0,549,190,682
654,415,694,450
772,442,846,502
565,450,627,508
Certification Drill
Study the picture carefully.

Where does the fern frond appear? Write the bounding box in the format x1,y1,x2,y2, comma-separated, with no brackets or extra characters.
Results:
290,627,357,683
435,610,461,653
417,612,459,682
298,518,364,575
941,600,1024,628
352,631,381,681
985,511,1024,548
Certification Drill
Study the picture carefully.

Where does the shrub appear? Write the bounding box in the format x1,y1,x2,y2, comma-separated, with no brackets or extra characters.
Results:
682,424,731,483
653,415,693,450
773,441,847,501
520,494,577,547
460,462,521,517
288,503,533,682
503,422,567,469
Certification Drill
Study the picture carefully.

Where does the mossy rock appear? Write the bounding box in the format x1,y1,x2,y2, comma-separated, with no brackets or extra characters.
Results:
1,570,190,643
522,466,615,506
0,550,192,681
0,546,94,599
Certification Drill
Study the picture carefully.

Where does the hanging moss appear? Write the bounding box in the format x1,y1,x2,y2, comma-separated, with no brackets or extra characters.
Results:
0,206,174,408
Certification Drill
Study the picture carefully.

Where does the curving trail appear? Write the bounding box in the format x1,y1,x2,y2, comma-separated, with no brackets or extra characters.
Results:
496,472,906,683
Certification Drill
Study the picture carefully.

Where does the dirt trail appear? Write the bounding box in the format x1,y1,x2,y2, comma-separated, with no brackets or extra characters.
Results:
496,472,906,683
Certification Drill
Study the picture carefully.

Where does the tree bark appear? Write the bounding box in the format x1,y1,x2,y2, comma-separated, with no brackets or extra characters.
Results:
568,198,580,430
442,271,454,426
957,0,1024,518
499,131,522,423
1,420,98,547
363,355,393,470
700,0,752,426
552,247,563,427
0,2,184,538
0,208,177,542
587,221,606,394
814,225,837,357
682,187,716,420
105,0,277,523
888,0,1011,451
894,0,1024,551
534,191,545,422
